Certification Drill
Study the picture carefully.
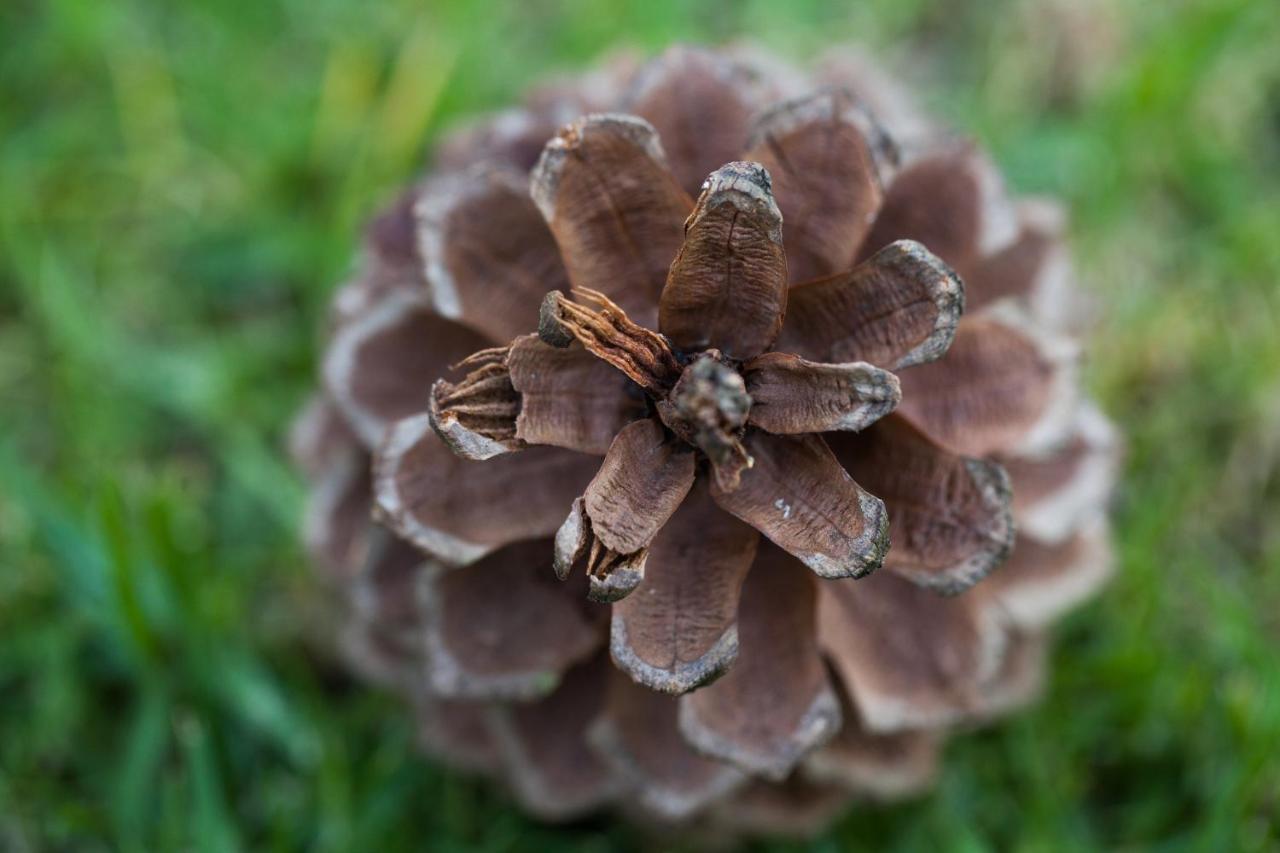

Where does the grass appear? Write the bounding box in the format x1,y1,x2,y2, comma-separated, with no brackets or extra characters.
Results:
2,0,1278,849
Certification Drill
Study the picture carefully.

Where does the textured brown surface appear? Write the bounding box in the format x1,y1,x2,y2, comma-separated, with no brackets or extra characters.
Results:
538,289,682,395
375,417,598,564
659,161,788,360
817,569,1003,731
353,530,427,631
424,538,603,699
981,520,1113,628
530,114,692,326
654,355,753,492
429,352,522,460
746,88,894,283
963,207,1060,312
745,351,900,434
582,418,697,555
858,143,1007,277
711,431,889,579
680,544,840,779
414,693,502,774
418,167,569,344
610,479,758,693
897,312,1071,457
324,292,491,446
624,46,763,197
710,775,852,838
805,685,940,798
590,671,744,820
302,451,371,584
776,240,963,370
509,336,646,455
997,402,1119,543
829,414,1014,594
488,654,621,820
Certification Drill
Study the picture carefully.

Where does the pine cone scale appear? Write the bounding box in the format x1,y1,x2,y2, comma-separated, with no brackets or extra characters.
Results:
417,166,569,344
323,291,489,446
623,46,769,197
743,351,901,435
745,88,898,284
829,414,1015,594
589,671,745,820
897,308,1080,457
658,161,788,359
678,544,842,781
579,417,697,563
773,239,965,370
710,430,890,580
486,653,623,820
858,144,1017,276
374,419,597,564
817,569,1002,732
421,538,604,700
609,479,757,694
509,335,647,453
529,114,693,327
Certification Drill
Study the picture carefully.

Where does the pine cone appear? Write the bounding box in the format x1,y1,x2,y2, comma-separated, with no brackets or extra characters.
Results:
293,44,1120,834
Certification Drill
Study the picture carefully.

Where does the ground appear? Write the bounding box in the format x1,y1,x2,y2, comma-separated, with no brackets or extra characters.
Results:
1,0,1278,849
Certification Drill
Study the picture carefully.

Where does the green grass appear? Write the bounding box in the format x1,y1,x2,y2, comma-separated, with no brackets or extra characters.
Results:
2,0,1278,849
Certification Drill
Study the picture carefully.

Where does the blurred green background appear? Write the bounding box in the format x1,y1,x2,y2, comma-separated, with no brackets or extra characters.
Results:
2,0,1278,849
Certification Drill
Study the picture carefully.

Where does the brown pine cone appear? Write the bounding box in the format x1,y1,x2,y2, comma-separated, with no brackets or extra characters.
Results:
292,44,1120,834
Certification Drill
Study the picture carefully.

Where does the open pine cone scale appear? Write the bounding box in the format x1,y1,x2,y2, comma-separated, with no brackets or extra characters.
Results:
293,45,1119,834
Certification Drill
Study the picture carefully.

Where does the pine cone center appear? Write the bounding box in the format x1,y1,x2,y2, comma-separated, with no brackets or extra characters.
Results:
656,352,753,487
